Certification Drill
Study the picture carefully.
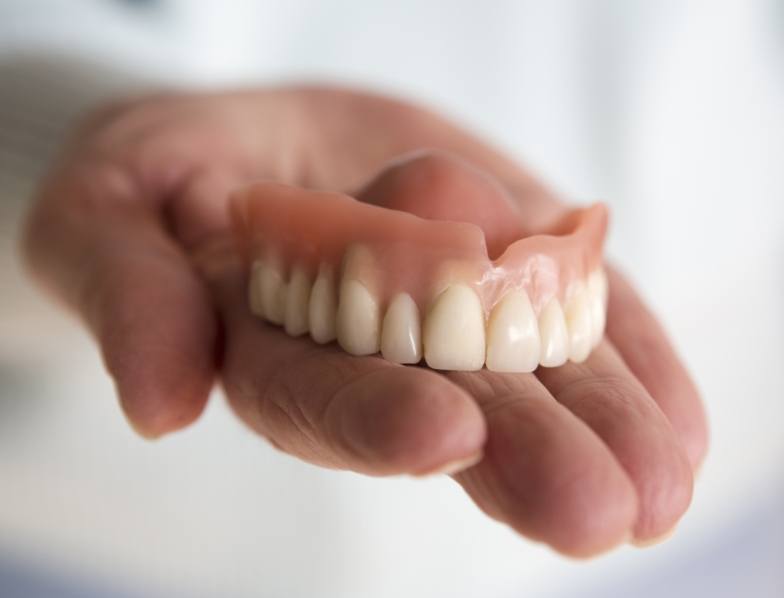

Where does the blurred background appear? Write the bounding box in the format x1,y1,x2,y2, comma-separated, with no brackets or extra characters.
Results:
0,0,782,596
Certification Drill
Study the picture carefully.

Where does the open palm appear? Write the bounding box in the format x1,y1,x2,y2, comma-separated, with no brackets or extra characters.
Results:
23,88,707,556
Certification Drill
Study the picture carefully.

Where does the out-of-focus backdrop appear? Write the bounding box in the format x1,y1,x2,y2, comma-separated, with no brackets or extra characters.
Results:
1,1,782,597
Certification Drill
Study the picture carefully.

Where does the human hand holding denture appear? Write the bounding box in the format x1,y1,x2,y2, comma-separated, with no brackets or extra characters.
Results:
22,88,708,556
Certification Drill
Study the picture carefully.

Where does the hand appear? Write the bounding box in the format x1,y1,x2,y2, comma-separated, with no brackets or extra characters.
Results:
22,88,707,556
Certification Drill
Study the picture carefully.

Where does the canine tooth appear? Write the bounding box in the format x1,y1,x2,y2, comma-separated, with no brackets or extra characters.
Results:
565,284,592,363
259,261,286,325
336,280,381,355
538,298,570,367
588,269,607,346
248,261,265,316
381,293,422,364
485,290,541,373
309,268,337,344
284,266,311,336
423,285,485,371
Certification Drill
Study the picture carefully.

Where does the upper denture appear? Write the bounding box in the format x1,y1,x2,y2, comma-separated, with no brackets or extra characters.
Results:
231,176,609,372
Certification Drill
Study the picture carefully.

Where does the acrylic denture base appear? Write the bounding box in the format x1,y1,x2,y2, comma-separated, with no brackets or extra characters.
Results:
232,182,608,372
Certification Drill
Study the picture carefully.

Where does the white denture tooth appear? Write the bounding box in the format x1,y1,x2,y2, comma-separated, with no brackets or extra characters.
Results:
538,298,570,367
588,268,609,305
248,261,265,316
587,269,608,347
259,261,286,325
284,266,312,336
309,267,337,344
336,280,381,355
565,284,593,363
485,290,541,373
589,288,606,347
423,284,485,371
381,293,422,364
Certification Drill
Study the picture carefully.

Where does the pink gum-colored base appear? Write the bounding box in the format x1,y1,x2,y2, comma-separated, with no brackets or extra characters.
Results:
231,182,608,316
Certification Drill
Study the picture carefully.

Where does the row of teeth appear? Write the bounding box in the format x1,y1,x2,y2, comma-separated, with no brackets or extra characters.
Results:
249,261,608,372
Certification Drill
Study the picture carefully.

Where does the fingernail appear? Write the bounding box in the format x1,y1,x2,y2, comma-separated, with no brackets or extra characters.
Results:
416,451,483,477
630,525,677,548
126,415,164,441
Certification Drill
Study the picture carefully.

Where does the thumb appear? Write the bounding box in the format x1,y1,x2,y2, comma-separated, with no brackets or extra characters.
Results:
22,158,217,438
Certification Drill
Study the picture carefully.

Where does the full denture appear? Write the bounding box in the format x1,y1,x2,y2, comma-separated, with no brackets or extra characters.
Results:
231,181,608,372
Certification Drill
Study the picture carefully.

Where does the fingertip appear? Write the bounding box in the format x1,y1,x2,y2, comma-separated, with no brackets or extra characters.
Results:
549,481,637,558
118,386,211,439
630,525,678,548
91,260,218,440
330,367,487,476
422,450,484,477
629,444,694,542
519,454,638,558
111,354,214,439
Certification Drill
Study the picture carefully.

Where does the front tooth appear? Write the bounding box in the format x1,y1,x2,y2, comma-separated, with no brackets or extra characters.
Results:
485,290,541,373
259,261,286,325
588,269,607,347
248,261,265,316
336,280,381,355
381,293,422,364
423,284,485,371
309,267,338,344
284,266,311,336
565,284,592,363
538,298,570,367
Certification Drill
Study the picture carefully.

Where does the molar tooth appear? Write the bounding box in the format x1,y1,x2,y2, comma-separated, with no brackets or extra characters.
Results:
309,267,337,344
538,298,570,367
423,285,485,371
248,261,265,316
588,269,608,347
336,280,381,355
284,266,311,336
381,293,422,364
565,284,592,363
259,261,286,325
485,290,541,373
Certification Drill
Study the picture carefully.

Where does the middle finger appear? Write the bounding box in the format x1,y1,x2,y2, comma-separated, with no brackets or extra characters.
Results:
448,369,638,556
535,341,694,543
